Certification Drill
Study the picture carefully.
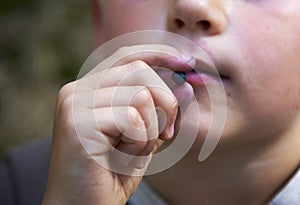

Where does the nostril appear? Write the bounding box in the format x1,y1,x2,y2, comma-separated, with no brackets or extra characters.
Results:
197,20,211,30
175,19,185,28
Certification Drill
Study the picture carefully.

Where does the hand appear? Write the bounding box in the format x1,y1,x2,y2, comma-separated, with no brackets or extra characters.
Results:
42,45,194,205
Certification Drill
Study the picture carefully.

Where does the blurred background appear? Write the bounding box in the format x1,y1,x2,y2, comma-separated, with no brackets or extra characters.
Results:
0,0,93,156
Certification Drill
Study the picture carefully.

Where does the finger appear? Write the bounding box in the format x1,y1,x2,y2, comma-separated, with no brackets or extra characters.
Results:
74,86,159,142
156,69,194,103
86,44,196,77
99,61,178,140
92,106,149,167
77,61,178,140
79,45,195,93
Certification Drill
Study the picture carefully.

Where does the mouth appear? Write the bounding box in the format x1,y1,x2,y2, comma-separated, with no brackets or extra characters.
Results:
179,53,231,86
173,69,230,86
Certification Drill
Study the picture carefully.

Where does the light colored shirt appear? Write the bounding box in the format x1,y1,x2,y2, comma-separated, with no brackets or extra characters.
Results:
269,166,300,205
129,166,300,205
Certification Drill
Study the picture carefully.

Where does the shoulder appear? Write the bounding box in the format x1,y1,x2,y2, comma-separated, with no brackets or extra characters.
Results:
0,138,52,205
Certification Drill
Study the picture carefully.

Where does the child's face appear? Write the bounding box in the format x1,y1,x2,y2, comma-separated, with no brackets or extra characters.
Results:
99,0,300,143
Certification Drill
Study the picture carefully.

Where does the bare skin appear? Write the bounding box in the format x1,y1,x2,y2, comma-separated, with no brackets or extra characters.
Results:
42,46,195,204
43,0,300,204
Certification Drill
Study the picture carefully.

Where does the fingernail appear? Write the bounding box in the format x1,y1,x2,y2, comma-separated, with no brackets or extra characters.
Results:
168,124,175,139
181,54,196,67
135,155,150,169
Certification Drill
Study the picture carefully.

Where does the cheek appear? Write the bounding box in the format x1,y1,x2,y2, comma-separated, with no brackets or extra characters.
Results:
102,2,168,40
232,13,300,133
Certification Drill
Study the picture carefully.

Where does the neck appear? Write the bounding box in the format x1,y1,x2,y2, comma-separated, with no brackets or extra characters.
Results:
145,120,300,205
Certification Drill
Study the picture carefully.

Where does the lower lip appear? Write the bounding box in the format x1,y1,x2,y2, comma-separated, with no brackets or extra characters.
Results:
186,71,222,86
173,72,220,104
173,72,226,105
156,70,225,104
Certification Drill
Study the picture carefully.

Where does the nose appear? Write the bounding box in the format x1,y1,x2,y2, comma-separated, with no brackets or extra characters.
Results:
167,0,227,36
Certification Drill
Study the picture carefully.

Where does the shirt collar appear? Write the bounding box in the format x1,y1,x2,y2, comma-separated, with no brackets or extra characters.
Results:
269,166,300,205
130,166,300,205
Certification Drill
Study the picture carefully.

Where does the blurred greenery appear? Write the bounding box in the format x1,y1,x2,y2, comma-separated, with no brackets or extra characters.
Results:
0,0,93,153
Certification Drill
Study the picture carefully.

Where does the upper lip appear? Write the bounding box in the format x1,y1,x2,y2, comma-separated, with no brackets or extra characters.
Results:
187,39,231,80
192,57,230,80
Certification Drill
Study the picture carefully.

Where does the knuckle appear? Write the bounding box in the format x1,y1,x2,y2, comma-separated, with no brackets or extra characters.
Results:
129,60,149,70
143,140,157,155
55,98,77,137
57,97,76,132
57,82,75,103
131,87,153,107
168,94,179,116
127,106,144,129
115,46,129,57
60,94,74,111
60,95,74,119
170,96,178,110
138,140,148,150
61,112,76,136
167,90,178,107
54,83,79,137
